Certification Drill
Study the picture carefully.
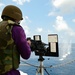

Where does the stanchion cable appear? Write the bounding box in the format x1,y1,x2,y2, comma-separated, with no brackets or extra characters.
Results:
20,59,75,68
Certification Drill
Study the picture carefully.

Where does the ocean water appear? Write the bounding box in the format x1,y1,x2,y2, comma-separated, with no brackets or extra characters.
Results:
18,43,75,75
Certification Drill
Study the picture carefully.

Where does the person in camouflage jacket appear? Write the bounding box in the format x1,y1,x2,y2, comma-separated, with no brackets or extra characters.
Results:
0,5,31,75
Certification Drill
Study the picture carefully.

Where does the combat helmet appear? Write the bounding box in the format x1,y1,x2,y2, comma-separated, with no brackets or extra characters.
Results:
1,5,23,21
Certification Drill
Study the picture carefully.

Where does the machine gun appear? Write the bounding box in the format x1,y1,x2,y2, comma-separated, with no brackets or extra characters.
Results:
27,37,48,56
27,34,59,75
27,34,59,57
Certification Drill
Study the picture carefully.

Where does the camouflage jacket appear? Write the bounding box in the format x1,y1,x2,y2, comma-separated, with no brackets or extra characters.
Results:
0,21,20,74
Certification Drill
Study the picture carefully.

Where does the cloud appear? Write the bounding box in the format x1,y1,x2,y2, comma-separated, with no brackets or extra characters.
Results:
25,16,31,23
53,16,75,36
20,16,31,35
36,28,43,33
12,0,30,5
0,3,5,21
53,16,68,31
49,0,75,16
0,3,5,12
0,3,4,7
52,0,75,14
72,19,75,23
52,0,65,8
48,11,55,16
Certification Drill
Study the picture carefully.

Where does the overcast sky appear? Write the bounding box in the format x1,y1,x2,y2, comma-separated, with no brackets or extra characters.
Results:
0,0,75,43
